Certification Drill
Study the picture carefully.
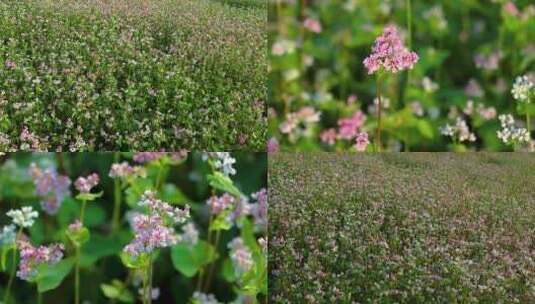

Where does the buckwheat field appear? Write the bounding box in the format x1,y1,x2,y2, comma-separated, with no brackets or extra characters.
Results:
269,153,535,303
0,0,266,151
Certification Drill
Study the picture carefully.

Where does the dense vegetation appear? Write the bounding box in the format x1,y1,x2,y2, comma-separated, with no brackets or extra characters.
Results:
268,0,535,151
0,0,267,151
0,152,267,303
269,153,535,303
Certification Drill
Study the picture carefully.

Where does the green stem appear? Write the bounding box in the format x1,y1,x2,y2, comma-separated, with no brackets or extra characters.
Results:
75,199,87,304
4,229,22,304
375,75,383,152
111,153,122,232
203,230,221,292
37,287,42,304
155,165,166,192
406,0,412,49
74,246,80,304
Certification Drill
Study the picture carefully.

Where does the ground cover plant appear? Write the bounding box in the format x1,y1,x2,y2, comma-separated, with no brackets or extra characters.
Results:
268,0,535,152
0,152,267,303
0,0,267,151
269,152,535,303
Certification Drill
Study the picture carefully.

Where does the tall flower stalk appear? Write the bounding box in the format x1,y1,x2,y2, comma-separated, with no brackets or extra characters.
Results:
363,25,419,150
72,173,100,304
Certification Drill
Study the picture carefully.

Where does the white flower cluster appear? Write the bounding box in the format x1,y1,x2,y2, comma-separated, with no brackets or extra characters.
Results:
6,206,38,228
203,152,237,176
497,114,530,145
440,117,476,142
511,75,533,102
0,224,16,245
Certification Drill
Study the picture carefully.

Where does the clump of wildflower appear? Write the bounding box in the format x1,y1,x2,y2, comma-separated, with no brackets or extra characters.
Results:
474,51,501,70
477,104,497,120
133,151,188,164
440,117,477,143
74,173,99,193
192,292,220,304
497,114,530,145
363,25,419,74
337,111,366,140
28,163,71,215
180,222,199,246
250,189,267,229
354,132,370,151
109,162,145,178
228,238,253,276
207,193,235,215
303,18,322,33
4,60,16,69
511,75,533,102
123,191,190,256
279,107,321,140
267,137,279,153
16,237,64,281
7,207,39,228
202,152,237,176
0,225,16,246
19,126,47,151
320,128,337,145
68,220,83,233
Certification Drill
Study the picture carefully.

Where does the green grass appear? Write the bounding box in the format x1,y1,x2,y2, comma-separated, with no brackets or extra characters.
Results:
0,0,266,151
269,153,535,303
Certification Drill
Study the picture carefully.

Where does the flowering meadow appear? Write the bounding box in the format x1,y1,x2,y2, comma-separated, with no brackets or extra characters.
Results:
269,152,535,303
0,152,267,303
268,0,535,152
0,0,267,151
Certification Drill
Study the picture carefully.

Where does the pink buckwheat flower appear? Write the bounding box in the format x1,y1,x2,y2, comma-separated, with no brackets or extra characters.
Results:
503,1,519,16
363,25,419,74
16,237,64,281
250,188,267,229
75,173,99,193
133,151,188,163
337,111,366,140
124,191,190,256
303,18,322,33
228,238,253,276
267,137,279,153
28,163,71,215
355,132,370,151
320,128,337,145
207,193,235,215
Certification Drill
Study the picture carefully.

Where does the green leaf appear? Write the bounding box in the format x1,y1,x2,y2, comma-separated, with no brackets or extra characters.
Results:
101,280,134,303
171,240,217,277
207,172,243,197
67,226,90,247
160,183,189,205
75,191,103,202
36,257,75,292
80,234,126,267
221,258,236,283
120,252,150,269
209,209,232,231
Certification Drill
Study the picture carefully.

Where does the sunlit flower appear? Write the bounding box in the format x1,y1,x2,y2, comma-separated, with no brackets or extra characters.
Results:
497,114,530,145
74,173,99,193
511,75,533,102
337,111,366,140
16,237,64,281
0,225,16,246
363,25,419,74
354,132,370,151
320,128,337,145
7,207,39,228
440,117,477,143
303,18,322,33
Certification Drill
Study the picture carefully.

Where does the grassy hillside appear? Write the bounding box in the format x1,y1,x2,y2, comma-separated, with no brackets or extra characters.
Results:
269,153,535,303
0,0,266,151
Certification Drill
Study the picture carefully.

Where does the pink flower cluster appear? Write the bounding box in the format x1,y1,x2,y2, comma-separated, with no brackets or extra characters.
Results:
207,193,236,215
68,219,82,233
17,237,64,281
133,151,188,163
109,162,144,178
303,18,322,33
124,191,190,256
28,163,71,215
250,188,267,229
363,25,419,74
74,173,99,193
319,111,370,151
228,238,253,275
